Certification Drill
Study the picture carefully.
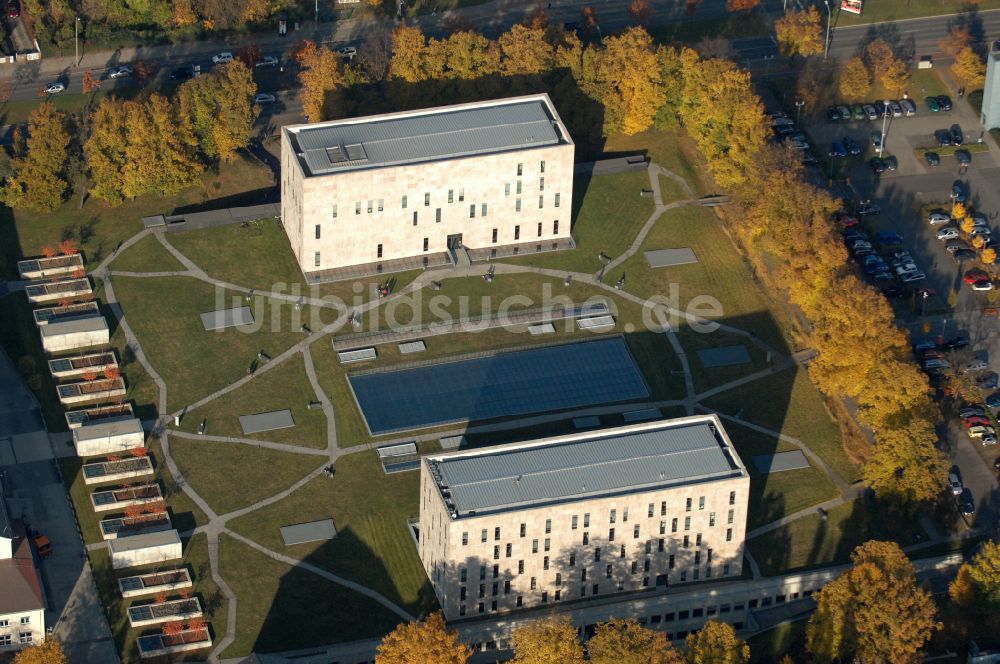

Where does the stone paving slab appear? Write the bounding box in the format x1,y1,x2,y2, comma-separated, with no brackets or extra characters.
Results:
238,409,295,435
280,519,337,546
644,248,698,268
200,306,254,331
697,345,751,368
752,450,810,474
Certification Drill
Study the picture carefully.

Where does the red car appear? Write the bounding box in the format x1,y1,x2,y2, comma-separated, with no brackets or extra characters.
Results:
966,416,992,427
837,214,860,229
6,1,18,18
964,269,990,284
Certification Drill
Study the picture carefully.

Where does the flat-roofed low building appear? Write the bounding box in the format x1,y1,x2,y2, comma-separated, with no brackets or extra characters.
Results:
39,315,109,354
72,418,144,457
280,94,575,281
109,530,182,570
417,415,751,620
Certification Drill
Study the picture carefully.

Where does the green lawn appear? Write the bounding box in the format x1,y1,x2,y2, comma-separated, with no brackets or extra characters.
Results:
0,153,273,280
169,437,324,515
676,326,772,394
658,173,689,205
218,533,406,657
702,367,861,484
226,450,437,618
0,91,109,126
618,204,789,352
175,353,328,449
111,276,315,411
110,235,186,273
746,496,922,576
603,129,715,196
57,436,207,546
497,170,655,274
87,533,226,664
833,0,1000,25
725,423,840,530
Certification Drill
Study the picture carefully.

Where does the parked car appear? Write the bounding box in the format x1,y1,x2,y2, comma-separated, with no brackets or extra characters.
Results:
956,149,972,165
169,66,194,80
952,182,967,202
943,333,970,349
107,65,132,79
889,100,903,117
826,106,841,121
837,105,852,120
255,55,280,67
935,129,952,147
960,406,986,418
965,359,990,373
937,227,960,240
965,415,991,426
963,269,989,284
871,131,884,150
850,105,865,120
924,358,950,369
986,393,1000,408
926,96,940,112
829,141,848,158
925,151,941,166
954,249,979,261
951,124,965,146
948,472,963,496
253,93,276,104
6,0,17,18
985,434,998,446
945,239,969,253
856,202,881,216
937,95,954,111
337,46,357,59
863,104,878,120
968,425,997,438
979,372,1000,389
884,155,898,171
927,211,951,225
901,272,927,283
959,488,975,515
900,98,917,116
869,158,887,174
972,280,995,292
913,338,938,352
843,136,861,155
212,52,234,64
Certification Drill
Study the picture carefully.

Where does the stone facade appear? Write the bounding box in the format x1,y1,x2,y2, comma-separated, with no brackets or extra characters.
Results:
418,416,751,621
280,95,575,279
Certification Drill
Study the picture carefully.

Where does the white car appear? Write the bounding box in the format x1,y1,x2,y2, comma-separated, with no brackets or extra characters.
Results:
901,272,926,283
337,46,357,59
212,52,234,64
107,65,132,79
895,264,919,275
44,82,64,94
937,227,960,240
983,434,998,446
253,93,276,105
923,359,950,369
948,472,963,495
255,55,279,68
927,212,951,225
968,425,997,438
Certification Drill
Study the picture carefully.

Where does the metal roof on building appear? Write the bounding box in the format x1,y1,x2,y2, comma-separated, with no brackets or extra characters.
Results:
73,417,143,442
287,96,567,176
38,314,108,337
428,418,745,517
109,529,181,553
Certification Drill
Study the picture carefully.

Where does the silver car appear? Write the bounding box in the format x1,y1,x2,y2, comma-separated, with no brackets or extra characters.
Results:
889,100,903,117
900,98,917,116
937,227,960,240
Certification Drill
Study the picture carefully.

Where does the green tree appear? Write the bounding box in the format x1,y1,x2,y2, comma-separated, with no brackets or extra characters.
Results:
684,620,750,664
375,613,470,664
774,7,823,58
2,101,70,212
511,615,585,664
588,618,683,664
807,541,940,664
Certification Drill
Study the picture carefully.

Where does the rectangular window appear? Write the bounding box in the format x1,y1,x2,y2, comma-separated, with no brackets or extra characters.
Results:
609,528,615,542
728,509,735,524
506,543,512,557
555,573,562,587
730,491,736,505
367,200,373,213
571,515,578,530
539,177,545,191
683,535,689,548
669,554,675,569
696,533,702,546
569,553,576,567
413,211,418,226
332,205,337,218
645,540,652,554
540,160,545,173
544,556,550,570
493,546,499,560
606,564,613,579
423,238,428,252
593,583,599,596
481,529,488,543
648,503,655,518
478,584,485,598
494,527,501,541
610,509,617,524
315,224,321,239
377,244,383,259
0,620,8,628
19,633,31,645
545,519,552,534
595,547,602,562
623,509,629,522
684,516,691,531
553,220,559,234
660,521,666,535
659,538,665,552
480,567,486,581
709,512,716,527
356,201,362,215
532,539,538,553
686,498,692,512
517,596,523,607
435,208,441,223
530,577,537,590
492,582,498,596
544,538,551,552
518,560,524,574
633,525,640,539
492,228,498,243
515,198,521,212
554,192,560,208
470,204,476,219
504,579,511,594
459,188,465,202
538,195,544,209
378,198,384,212
314,252,320,267
537,222,543,237
402,195,408,209
462,532,468,545
583,532,589,545
726,528,733,542
584,513,590,527
19,617,29,625
699,496,706,510
482,203,487,217
492,565,498,580
724,564,731,576
671,518,678,533
0,636,10,647
505,183,511,197
448,190,454,203
517,163,523,176
516,180,522,195
514,225,520,240
695,551,701,565
424,192,430,206
520,523,526,537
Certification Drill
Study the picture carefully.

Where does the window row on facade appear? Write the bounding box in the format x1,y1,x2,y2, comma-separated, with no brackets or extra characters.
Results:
329,192,562,222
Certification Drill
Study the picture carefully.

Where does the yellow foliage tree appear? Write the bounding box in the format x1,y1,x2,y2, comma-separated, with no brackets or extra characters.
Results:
511,615,585,664
880,58,910,93
864,39,894,83
684,620,750,664
2,101,70,212
588,618,684,664
498,24,555,76
389,25,429,82
953,201,967,220
962,540,1000,605
952,46,986,88
838,56,871,101
950,562,977,606
983,248,997,265
974,235,986,249
13,640,67,664
375,613,470,664
862,424,947,507
296,42,347,122
807,541,941,664
774,7,823,58
962,216,976,235
588,27,665,135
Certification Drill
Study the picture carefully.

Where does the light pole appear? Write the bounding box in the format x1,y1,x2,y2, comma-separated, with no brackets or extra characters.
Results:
823,0,832,60
795,99,805,124
878,100,889,158
74,17,80,66
763,54,774,77
314,0,318,27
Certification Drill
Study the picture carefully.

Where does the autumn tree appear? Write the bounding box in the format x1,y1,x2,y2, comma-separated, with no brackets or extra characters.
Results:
952,46,986,88
774,7,823,59
583,27,665,135
82,71,101,94
807,541,940,664
951,541,1000,607
588,618,683,664
12,639,67,664
984,248,998,265
581,7,599,30
726,0,759,14
133,60,158,84
176,60,256,162
390,25,429,83
375,613,470,664
2,102,70,212
84,98,129,204
235,43,263,68
498,24,555,76
295,41,347,122
511,615,585,664
59,238,77,255
684,621,750,664
881,58,911,93
627,0,653,25
862,425,947,507
938,25,972,58
837,56,872,101
122,95,203,197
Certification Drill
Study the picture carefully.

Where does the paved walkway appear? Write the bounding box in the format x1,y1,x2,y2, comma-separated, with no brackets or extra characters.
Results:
94,160,957,661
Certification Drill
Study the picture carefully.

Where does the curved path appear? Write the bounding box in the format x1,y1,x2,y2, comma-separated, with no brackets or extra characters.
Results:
98,162,867,661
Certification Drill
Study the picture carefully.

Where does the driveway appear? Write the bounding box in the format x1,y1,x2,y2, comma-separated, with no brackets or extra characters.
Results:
0,348,117,664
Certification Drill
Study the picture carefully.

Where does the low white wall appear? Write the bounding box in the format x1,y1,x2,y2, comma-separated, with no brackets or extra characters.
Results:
41,328,109,353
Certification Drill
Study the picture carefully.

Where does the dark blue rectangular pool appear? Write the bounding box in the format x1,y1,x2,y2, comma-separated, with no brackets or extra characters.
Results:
348,337,649,435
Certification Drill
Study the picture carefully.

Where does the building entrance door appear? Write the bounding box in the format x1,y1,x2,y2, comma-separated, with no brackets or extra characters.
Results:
447,234,463,250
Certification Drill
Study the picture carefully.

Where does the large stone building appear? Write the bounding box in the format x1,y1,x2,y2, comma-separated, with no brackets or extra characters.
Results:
417,415,751,620
280,94,575,281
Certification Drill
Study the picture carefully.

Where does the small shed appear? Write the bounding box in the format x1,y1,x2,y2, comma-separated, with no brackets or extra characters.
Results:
73,418,144,457
109,530,182,570
39,315,109,353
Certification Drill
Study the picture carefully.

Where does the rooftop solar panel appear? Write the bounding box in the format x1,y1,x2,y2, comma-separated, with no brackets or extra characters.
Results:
348,338,649,435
